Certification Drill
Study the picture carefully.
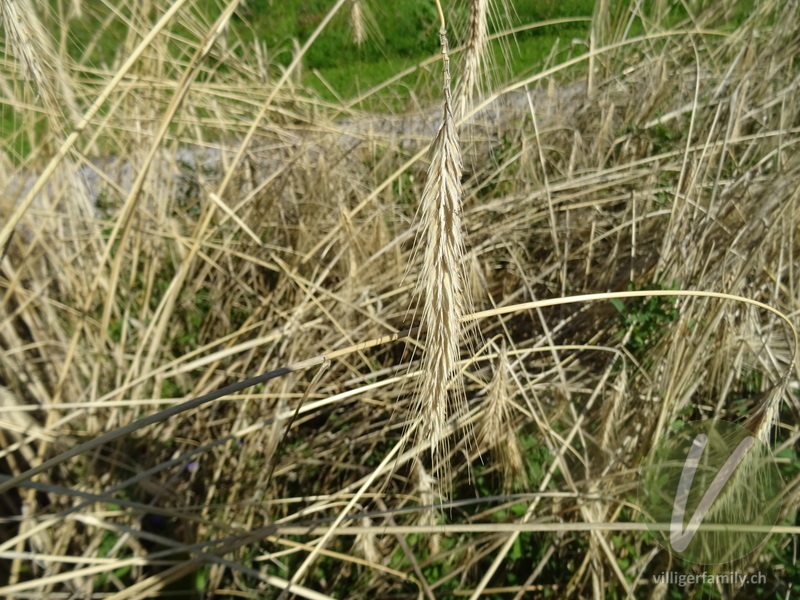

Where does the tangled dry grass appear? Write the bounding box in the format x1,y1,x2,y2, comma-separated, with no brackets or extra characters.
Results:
1,0,800,598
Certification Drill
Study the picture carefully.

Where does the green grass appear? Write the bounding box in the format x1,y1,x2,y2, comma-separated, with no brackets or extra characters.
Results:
0,0,599,154
8,0,763,139
15,0,758,152
46,0,597,100
610,279,680,359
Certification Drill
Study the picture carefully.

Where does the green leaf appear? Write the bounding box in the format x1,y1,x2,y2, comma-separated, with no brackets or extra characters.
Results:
510,537,523,560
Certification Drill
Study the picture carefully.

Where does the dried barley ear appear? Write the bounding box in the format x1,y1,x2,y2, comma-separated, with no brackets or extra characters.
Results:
409,13,472,484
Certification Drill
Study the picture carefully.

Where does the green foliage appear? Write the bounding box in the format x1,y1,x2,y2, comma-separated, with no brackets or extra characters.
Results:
649,118,684,155
38,0,597,107
519,429,549,487
610,278,679,357
93,529,133,588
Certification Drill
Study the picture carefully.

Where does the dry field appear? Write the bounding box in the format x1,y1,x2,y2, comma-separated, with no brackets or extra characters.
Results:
1,0,799,598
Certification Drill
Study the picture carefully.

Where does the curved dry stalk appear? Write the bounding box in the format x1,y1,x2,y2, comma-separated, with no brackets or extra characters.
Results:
1,288,793,498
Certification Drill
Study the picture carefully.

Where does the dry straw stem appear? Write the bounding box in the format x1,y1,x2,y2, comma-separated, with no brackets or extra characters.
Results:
3,1,800,596
88,0,243,389
133,0,350,395
302,27,724,266
3,288,792,497
0,0,193,256
259,522,800,536
0,0,80,127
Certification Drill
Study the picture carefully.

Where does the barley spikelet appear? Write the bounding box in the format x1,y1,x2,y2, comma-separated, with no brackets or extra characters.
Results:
1,0,80,126
69,0,82,19
480,343,527,492
747,384,786,445
457,0,489,119
355,517,381,565
684,424,779,563
1,0,51,105
413,459,441,554
412,26,467,463
349,0,365,46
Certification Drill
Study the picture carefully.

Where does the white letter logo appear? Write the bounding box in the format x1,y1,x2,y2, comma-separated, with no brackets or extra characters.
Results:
669,433,754,552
